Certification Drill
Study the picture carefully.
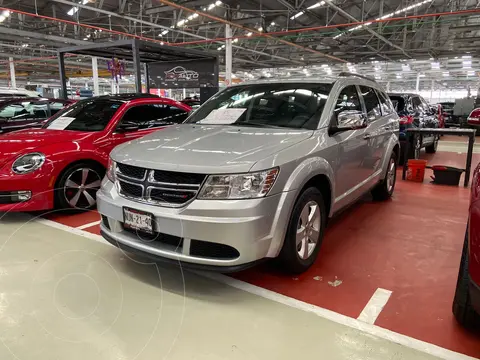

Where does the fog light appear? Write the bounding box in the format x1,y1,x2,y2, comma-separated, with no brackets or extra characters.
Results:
16,191,31,202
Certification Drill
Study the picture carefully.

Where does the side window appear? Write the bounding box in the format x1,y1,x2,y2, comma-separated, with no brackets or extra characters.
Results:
376,90,395,115
359,86,382,121
334,85,362,116
0,101,49,121
411,96,423,111
120,104,188,130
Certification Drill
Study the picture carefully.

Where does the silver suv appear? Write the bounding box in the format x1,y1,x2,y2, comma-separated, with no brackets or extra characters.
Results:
97,74,400,273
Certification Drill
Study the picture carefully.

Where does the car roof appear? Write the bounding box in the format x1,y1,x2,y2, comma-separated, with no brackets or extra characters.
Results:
0,96,54,104
388,92,420,98
95,93,160,101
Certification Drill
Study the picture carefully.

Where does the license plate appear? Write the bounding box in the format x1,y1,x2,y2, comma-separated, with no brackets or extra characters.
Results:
123,207,153,234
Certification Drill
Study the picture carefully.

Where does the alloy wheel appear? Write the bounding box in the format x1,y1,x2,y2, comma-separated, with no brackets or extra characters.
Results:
63,168,102,209
386,158,396,193
296,201,321,260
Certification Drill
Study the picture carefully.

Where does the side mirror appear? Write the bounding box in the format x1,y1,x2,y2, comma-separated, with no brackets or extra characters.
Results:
116,123,139,133
330,110,367,135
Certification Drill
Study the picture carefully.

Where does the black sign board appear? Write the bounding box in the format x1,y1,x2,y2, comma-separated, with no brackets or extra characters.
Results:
148,59,218,89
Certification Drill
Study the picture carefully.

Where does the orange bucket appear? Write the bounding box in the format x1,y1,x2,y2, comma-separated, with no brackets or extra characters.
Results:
406,159,427,182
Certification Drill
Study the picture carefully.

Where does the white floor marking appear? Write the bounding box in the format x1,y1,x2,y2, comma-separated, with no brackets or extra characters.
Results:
76,220,101,230
35,217,477,360
357,288,392,324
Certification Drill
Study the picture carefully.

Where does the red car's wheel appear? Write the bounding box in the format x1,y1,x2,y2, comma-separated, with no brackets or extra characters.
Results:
55,162,104,210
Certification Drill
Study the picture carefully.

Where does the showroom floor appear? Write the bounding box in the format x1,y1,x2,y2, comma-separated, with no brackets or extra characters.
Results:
0,136,479,360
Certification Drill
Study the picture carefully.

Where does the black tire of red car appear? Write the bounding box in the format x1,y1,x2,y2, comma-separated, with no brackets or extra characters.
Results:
371,152,397,201
452,226,480,330
55,162,105,211
278,187,326,274
425,136,438,153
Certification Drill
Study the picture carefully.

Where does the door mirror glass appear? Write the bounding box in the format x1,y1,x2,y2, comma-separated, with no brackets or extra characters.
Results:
336,110,367,130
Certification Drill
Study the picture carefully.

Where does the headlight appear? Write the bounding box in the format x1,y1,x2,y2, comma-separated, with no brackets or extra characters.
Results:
12,153,45,174
197,168,279,200
107,158,116,182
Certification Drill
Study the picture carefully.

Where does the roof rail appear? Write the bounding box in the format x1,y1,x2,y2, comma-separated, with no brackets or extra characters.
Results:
338,72,376,82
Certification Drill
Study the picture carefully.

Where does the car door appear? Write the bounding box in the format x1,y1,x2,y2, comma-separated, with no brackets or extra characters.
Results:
108,102,190,152
359,86,389,175
331,85,373,204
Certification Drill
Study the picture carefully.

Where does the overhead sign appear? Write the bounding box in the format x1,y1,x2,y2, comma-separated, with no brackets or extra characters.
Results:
148,60,217,89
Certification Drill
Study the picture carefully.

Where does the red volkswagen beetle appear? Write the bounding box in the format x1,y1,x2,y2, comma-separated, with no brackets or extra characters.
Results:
453,161,480,329
0,93,191,212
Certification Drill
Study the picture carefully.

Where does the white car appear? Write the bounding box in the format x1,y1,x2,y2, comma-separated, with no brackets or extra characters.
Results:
0,87,41,98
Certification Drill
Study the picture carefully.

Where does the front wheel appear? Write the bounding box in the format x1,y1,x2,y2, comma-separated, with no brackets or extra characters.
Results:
55,163,104,210
371,152,397,201
278,187,326,274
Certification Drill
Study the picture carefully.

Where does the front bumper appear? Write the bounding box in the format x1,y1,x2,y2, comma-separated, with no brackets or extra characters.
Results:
0,172,54,212
97,178,297,270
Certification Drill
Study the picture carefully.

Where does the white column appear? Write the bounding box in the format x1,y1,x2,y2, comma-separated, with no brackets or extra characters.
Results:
430,80,434,102
92,56,100,96
416,73,420,92
9,57,16,88
225,24,232,87
111,79,116,94
183,88,186,99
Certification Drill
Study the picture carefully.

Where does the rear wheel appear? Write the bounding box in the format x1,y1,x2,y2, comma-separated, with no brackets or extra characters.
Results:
371,152,397,201
425,136,439,153
452,227,480,330
278,187,326,274
55,162,104,210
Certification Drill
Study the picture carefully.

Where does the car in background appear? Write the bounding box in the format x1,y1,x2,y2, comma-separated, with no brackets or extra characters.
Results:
388,93,439,164
440,102,456,127
0,87,41,98
0,97,74,134
0,94,191,212
453,162,480,329
467,108,480,130
98,76,400,273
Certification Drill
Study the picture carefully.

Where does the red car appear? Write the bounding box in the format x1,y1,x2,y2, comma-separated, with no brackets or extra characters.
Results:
0,94,191,212
0,97,75,134
467,108,480,130
453,161,480,328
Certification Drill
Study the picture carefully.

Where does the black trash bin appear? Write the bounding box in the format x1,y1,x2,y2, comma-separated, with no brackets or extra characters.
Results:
430,165,464,186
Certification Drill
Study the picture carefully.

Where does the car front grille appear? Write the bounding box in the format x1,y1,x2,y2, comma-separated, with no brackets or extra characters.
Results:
115,163,205,207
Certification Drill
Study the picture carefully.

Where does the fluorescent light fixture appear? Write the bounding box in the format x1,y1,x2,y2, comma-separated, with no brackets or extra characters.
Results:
321,64,329,68
258,27,263,32
187,15,194,20
290,11,304,20
335,0,433,38
442,71,449,77
232,38,239,43
83,37,88,40
431,62,440,69
217,46,223,51
463,60,472,68
374,74,381,80
215,0,222,5
396,74,402,79
462,55,472,59
177,19,186,26
160,41,165,45
402,64,410,71
3,10,10,17
271,22,276,26
467,71,475,76
67,7,78,15
160,29,169,36
208,3,215,10
246,32,253,37
303,68,308,73
419,74,426,77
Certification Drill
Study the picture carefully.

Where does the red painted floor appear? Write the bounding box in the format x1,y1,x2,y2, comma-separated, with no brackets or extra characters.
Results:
43,148,480,358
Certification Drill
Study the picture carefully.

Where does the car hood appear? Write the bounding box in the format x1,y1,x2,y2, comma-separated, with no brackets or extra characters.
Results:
111,124,313,173
0,129,94,167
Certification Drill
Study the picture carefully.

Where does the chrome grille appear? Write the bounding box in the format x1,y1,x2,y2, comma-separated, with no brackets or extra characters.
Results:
115,163,205,207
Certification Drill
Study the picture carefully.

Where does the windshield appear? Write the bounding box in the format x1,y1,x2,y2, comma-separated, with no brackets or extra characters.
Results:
186,83,333,129
43,98,122,131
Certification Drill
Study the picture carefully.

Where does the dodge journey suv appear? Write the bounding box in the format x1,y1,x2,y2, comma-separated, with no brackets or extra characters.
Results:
97,74,400,273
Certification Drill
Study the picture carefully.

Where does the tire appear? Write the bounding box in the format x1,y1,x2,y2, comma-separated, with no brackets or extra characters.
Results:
452,227,480,330
278,187,326,274
55,162,105,210
425,136,438,153
371,152,397,201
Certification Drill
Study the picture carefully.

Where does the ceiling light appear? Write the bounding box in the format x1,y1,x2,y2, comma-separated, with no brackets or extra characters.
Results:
271,22,276,26
160,41,165,45
2,10,10,17
402,64,410,71
232,38,239,43
303,68,308,73
177,19,186,26
160,29,169,36
442,71,449,77
419,74,426,77
67,7,78,15
290,11,304,20
208,3,215,10
396,74,402,79
321,64,329,68
258,27,263,32
217,46,223,51
462,55,472,59
215,0,222,5
467,71,475,76
374,74,381,80
463,60,472,68
192,13,199,18
246,32,253,37
431,62,440,69
83,37,88,40
187,15,194,20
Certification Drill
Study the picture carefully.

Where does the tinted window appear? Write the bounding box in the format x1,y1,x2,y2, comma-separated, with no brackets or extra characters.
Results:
0,100,49,121
49,101,69,116
359,86,382,121
186,83,333,129
411,96,423,110
120,104,188,129
44,99,122,131
389,96,405,112
334,85,361,114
